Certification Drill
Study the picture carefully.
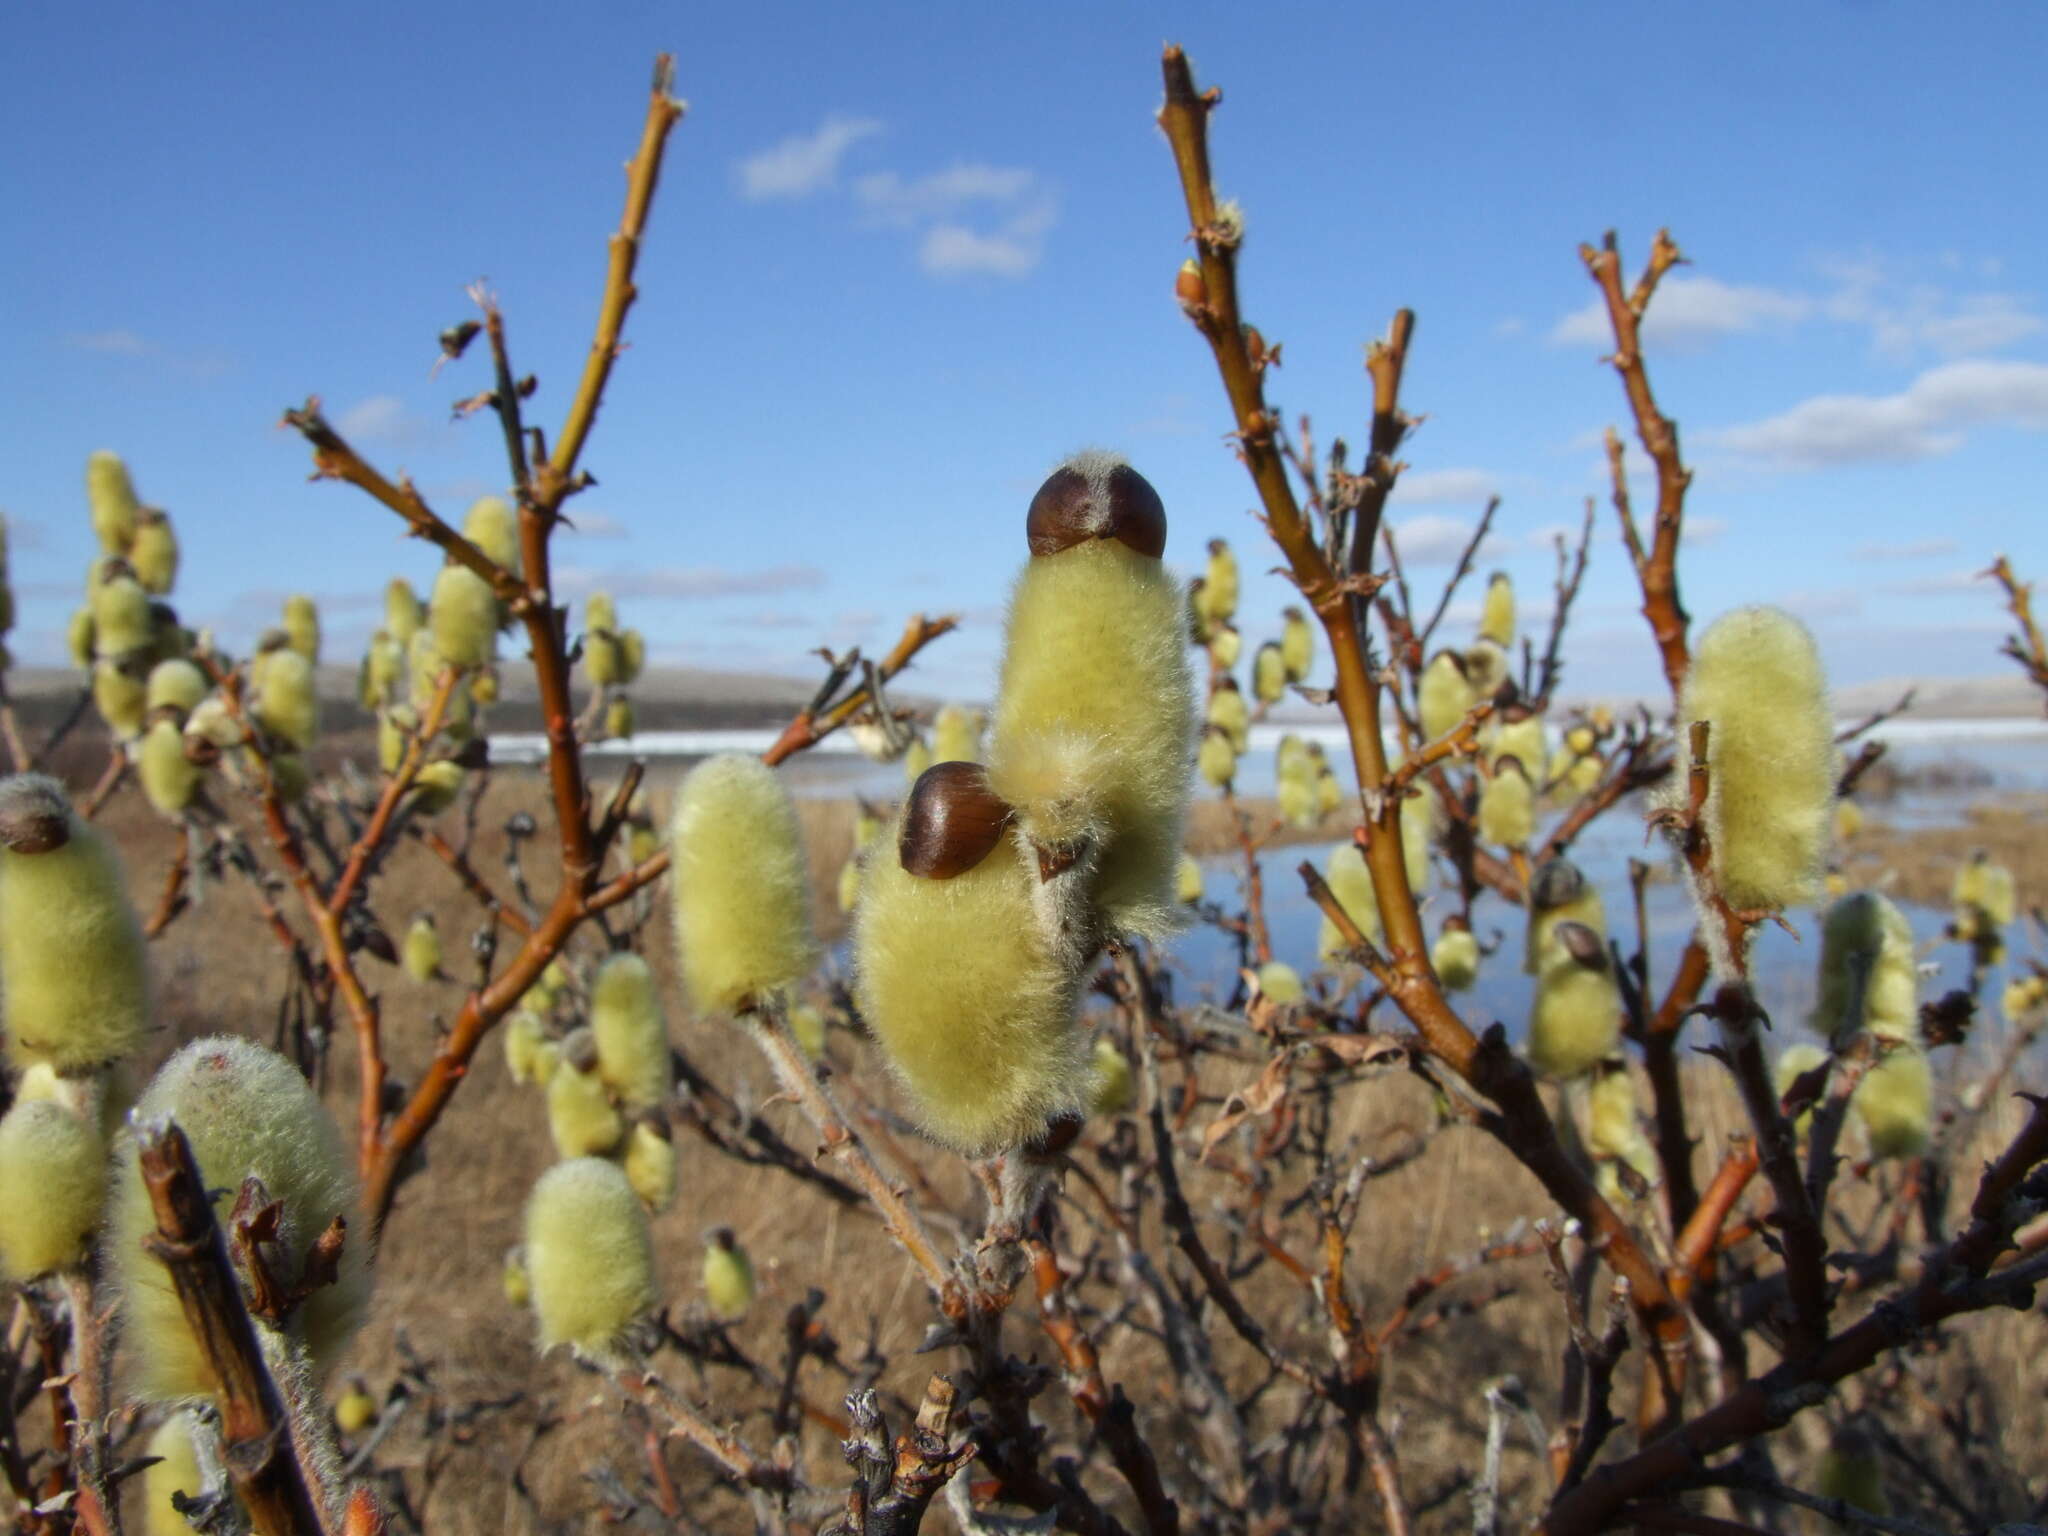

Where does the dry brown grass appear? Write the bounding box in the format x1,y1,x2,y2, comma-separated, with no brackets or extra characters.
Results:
43,765,2048,1533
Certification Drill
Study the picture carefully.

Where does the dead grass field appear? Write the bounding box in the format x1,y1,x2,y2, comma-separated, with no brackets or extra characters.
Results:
35,761,2048,1533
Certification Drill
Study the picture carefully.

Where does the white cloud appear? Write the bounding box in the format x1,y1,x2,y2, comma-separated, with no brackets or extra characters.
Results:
1818,254,2042,358
1776,586,1863,620
336,395,414,445
854,164,1036,226
919,197,1056,278
1849,536,1959,562
568,510,629,538
1877,569,1985,597
554,563,827,600
65,329,151,355
1709,359,2048,469
1551,274,1809,349
736,115,881,200
1389,467,1498,506
1385,512,1504,566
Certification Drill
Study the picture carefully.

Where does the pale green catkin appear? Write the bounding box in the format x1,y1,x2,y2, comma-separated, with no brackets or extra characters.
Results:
525,1157,656,1359
282,594,321,663
669,755,817,1015
0,1100,107,1278
428,563,498,668
1675,606,1833,917
109,1038,370,1401
590,952,671,1111
0,775,150,1073
1812,892,1918,1043
86,451,141,556
463,496,519,571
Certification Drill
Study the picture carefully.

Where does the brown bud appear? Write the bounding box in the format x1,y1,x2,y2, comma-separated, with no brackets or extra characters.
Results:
0,776,73,854
1529,857,1587,912
1554,920,1607,969
1022,1111,1084,1161
1025,457,1167,560
899,762,1015,880
1174,258,1207,311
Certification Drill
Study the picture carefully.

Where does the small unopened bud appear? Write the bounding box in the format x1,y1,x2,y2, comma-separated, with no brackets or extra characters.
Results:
1024,453,1167,560
899,762,1015,880
702,1228,755,1321
401,914,441,982
334,1379,376,1435
1174,258,1207,311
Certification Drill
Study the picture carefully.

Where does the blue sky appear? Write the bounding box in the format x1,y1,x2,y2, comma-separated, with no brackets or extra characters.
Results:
5,2,2045,704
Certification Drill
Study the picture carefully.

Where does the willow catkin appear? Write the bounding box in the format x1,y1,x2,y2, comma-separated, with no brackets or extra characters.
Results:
139,718,200,817
1203,539,1239,623
1774,1041,1828,1136
463,496,519,571
590,952,670,1111
92,571,153,660
252,644,319,752
702,1229,755,1321
1252,641,1288,705
503,1009,546,1086
428,564,497,668
0,775,149,1074
1524,858,1605,974
1813,892,1918,1043
1279,607,1314,682
1177,852,1204,904
1432,921,1480,991
1853,1044,1932,1160
525,1157,656,1359
109,1038,370,1400
669,755,817,1015
282,595,320,663
1257,962,1305,1004
1477,758,1534,848
384,578,423,646
854,824,1090,1155
1675,606,1833,919
1479,571,1515,647
143,1411,210,1536
547,1030,624,1158
931,704,983,765
1208,623,1241,669
86,451,141,556
400,915,441,982
1586,1058,1658,1189
1527,918,1620,1080
1205,677,1250,752
1088,1036,1134,1116
0,1100,106,1279
985,454,1195,940
130,508,179,595
1197,729,1238,788
145,658,207,719
622,1115,678,1212
93,662,148,739
1317,843,1381,962
1489,709,1546,781
1418,651,1475,741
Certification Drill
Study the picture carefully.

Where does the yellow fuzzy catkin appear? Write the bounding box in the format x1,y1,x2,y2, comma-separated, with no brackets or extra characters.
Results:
1479,572,1515,647
384,578,423,646
0,776,149,1073
93,572,153,659
1396,780,1437,895
1524,858,1606,974
1816,1424,1888,1517
428,563,497,669
68,606,97,668
789,1002,827,1058
854,827,1090,1155
0,1100,106,1279
1477,760,1534,848
1774,1041,1828,1135
901,735,932,784
1203,539,1239,622
1586,1060,1658,1188
401,915,441,982
1208,624,1241,669
836,857,861,913
463,496,519,572
1177,853,1204,904
1317,843,1382,961
1489,711,1546,781
1853,1043,1932,1160
1204,677,1251,752
87,451,141,555
1813,893,1918,1043
1279,607,1314,682
281,594,320,663
334,1379,376,1435
525,1157,656,1359
130,508,180,595
1256,962,1304,1004
139,719,200,817
1197,730,1237,788
1527,910,1620,1080
143,1411,209,1536
252,645,318,751
93,662,147,739
1465,638,1510,699
1952,851,2017,929
703,1231,755,1321
359,632,403,709
502,1248,531,1307
605,695,635,740
586,591,618,635
547,1033,625,1158
986,518,1196,939
591,952,670,1111
1419,652,1475,741
1432,925,1480,991
1252,642,1288,705
110,1038,370,1400
669,755,817,1015
584,625,622,688
146,658,207,719
1089,1036,1134,1115
932,704,983,765
503,1010,546,1085
1833,798,1863,843
1676,606,1833,914
1277,768,1317,830
622,1117,678,1212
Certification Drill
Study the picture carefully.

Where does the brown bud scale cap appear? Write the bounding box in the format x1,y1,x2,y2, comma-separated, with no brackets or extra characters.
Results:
0,774,74,854
1553,920,1608,969
1025,456,1167,560
899,761,1015,880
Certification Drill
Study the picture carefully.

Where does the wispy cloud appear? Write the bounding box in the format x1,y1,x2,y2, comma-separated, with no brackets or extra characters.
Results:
567,510,630,538
854,165,1035,225
1876,569,1986,597
1551,275,1809,349
736,115,882,200
1386,512,1505,565
554,563,827,600
65,329,152,356
1708,359,2048,469
919,197,1056,278
1849,536,1959,562
335,394,442,453
1389,467,1499,506
1818,254,2041,359
842,159,1057,278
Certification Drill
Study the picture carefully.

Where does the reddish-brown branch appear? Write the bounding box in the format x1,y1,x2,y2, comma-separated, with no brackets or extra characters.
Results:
144,836,194,938
1671,1138,1758,1295
414,827,535,938
761,613,960,766
1988,554,2048,702
77,749,126,820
